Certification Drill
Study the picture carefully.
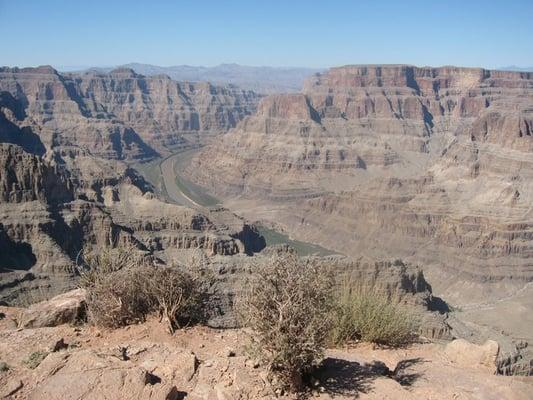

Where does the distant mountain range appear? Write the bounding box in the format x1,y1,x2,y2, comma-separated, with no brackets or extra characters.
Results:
64,63,325,93
497,66,533,72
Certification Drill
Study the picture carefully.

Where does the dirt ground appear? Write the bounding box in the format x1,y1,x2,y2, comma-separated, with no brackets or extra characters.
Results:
1,306,532,400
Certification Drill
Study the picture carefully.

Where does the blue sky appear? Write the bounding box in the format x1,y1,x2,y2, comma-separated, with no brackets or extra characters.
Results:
1,0,532,69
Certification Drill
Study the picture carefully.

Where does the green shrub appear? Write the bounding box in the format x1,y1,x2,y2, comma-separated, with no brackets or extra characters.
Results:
238,255,333,392
0,361,9,372
24,351,48,369
330,281,418,347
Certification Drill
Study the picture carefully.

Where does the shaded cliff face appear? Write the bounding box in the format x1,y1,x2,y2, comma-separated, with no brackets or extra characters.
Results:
187,65,533,290
0,66,260,159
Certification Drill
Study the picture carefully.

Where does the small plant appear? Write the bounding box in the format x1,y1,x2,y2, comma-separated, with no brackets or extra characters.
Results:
238,255,334,392
78,244,208,333
0,361,9,372
24,351,48,369
83,267,152,328
144,267,205,333
330,280,418,347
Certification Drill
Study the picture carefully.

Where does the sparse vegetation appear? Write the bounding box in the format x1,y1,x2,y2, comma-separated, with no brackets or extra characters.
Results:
24,351,48,369
330,280,418,347
238,255,334,392
0,361,9,372
78,244,207,333
144,267,205,333
82,266,152,328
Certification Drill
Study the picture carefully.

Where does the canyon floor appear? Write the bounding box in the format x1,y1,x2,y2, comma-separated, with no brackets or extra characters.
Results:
0,306,531,400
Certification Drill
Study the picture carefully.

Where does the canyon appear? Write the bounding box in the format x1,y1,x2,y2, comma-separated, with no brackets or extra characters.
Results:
187,65,533,292
1,64,533,379
0,66,263,305
184,65,533,359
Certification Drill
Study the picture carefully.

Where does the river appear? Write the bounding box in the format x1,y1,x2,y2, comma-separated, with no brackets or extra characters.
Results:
133,147,337,256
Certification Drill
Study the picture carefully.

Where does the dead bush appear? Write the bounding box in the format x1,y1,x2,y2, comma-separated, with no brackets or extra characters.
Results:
144,267,205,333
330,281,418,347
238,255,334,392
77,244,148,288
83,267,152,328
78,244,207,332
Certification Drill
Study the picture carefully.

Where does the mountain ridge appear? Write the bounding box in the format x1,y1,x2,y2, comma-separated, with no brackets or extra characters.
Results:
57,62,325,93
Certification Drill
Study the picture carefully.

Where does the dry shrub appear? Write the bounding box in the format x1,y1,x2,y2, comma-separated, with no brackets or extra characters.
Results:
330,280,418,347
144,267,205,333
238,255,333,392
78,244,206,333
83,267,151,328
78,245,152,328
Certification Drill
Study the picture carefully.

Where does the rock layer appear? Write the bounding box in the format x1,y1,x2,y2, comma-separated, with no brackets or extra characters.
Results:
0,66,262,305
0,66,260,158
187,65,533,290
0,144,263,305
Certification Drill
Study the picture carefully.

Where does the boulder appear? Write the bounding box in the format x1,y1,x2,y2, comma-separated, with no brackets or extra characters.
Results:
444,339,500,373
17,289,86,329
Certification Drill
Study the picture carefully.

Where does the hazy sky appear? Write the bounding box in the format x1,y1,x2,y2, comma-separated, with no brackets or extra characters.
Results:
1,0,532,69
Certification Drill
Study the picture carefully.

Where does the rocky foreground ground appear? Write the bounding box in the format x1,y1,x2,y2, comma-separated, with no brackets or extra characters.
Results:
0,292,531,400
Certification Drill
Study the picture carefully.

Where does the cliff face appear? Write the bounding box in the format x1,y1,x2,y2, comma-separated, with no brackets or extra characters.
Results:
0,66,260,159
0,66,263,298
0,143,264,305
0,143,74,204
187,65,533,291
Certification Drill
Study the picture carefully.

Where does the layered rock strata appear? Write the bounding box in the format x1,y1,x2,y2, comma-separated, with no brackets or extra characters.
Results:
0,66,262,304
187,65,533,287
0,144,263,305
0,66,260,158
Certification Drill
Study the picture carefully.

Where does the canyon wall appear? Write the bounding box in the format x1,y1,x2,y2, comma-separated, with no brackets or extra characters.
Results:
0,67,262,304
0,66,260,159
187,65,533,297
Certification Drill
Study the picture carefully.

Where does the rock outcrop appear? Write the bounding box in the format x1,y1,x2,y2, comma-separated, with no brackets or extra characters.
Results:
444,339,500,373
0,65,262,305
0,144,264,305
0,315,531,400
16,289,86,329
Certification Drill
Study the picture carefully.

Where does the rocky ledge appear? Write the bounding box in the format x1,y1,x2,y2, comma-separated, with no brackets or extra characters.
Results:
0,303,531,400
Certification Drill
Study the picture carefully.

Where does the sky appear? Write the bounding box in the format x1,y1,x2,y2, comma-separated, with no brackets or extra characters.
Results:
1,0,532,69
